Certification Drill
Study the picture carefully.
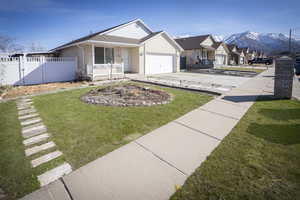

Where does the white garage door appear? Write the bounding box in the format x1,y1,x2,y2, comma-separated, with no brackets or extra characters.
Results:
215,54,226,65
145,54,174,74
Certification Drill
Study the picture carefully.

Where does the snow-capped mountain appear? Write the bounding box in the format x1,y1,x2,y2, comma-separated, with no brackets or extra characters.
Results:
225,31,300,54
213,35,225,42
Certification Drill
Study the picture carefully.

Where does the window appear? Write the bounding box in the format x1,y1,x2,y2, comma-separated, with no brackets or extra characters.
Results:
94,47,114,64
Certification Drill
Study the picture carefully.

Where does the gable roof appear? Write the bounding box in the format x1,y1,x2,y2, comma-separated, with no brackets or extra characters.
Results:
50,19,152,51
175,35,214,50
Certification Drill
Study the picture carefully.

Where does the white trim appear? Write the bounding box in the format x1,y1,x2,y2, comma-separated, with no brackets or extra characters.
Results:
88,40,139,47
99,19,153,36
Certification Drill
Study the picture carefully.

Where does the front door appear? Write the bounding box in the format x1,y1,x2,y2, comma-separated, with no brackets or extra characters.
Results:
122,48,130,72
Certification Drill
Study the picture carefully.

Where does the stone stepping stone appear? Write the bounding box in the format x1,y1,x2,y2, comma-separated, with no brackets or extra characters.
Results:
17,101,33,107
23,133,50,146
18,98,32,103
22,124,47,139
31,150,63,168
17,105,34,111
37,162,72,187
0,188,5,200
25,141,56,156
18,108,37,116
20,117,42,126
19,113,39,120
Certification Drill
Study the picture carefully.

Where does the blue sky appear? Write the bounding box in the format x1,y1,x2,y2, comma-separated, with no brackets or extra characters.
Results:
0,0,299,50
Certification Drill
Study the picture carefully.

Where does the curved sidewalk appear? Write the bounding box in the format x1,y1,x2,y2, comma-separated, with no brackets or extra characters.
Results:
21,68,275,200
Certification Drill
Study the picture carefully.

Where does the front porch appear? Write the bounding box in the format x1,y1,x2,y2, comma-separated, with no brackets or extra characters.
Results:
183,47,215,70
83,42,140,80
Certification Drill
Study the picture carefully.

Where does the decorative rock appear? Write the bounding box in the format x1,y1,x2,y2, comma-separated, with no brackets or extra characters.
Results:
23,133,50,146
81,84,172,107
19,113,39,120
25,141,56,156
37,162,72,186
18,108,37,116
31,151,63,168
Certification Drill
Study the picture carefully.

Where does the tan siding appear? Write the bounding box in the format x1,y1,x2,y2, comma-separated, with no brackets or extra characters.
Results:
130,47,139,73
201,37,214,46
144,34,179,73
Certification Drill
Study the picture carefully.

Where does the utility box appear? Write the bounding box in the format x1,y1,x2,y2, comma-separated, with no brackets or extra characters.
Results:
274,56,294,99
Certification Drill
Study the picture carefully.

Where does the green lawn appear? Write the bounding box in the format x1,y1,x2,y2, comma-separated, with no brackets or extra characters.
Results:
0,102,39,200
170,98,300,200
33,82,212,169
220,67,265,73
0,82,212,199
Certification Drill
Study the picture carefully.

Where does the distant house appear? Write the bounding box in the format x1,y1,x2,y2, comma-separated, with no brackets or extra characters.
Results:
175,35,216,69
51,19,183,80
227,44,240,65
212,42,229,66
237,48,246,64
248,50,256,60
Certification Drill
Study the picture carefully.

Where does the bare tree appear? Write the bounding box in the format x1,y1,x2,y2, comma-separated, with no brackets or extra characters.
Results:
28,42,46,52
0,34,23,53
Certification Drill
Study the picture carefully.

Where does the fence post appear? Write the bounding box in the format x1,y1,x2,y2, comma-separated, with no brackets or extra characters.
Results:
41,56,45,84
22,55,26,85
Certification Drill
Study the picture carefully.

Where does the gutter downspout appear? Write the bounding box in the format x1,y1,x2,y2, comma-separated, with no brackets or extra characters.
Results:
77,44,85,80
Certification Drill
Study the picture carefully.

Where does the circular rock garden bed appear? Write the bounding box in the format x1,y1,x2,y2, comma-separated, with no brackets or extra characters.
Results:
81,84,172,106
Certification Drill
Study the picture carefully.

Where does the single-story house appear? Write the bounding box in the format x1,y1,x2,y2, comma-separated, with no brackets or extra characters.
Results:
212,42,229,66
175,35,216,69
227,44,240,65
51,19,183,80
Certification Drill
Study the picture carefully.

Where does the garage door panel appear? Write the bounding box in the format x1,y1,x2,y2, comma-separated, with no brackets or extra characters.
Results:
146,54,174,74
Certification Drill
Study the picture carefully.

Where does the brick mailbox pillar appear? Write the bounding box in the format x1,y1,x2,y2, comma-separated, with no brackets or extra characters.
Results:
274,56,294,99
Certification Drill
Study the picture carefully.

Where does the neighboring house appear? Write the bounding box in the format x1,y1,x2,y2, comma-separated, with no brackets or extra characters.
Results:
51,19,183,80
237,48,246,65
241,47,250,64
227,44,240,65
175,35,216,69
212,42,229,66
248,50,256,60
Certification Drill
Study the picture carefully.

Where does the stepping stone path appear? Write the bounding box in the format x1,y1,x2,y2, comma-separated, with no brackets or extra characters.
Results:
0,188,6,200
17,97,72,187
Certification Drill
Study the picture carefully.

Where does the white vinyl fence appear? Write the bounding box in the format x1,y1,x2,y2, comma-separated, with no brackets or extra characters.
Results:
0,57,77,85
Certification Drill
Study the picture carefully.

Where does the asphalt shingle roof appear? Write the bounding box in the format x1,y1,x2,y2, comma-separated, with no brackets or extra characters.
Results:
175,35,211,50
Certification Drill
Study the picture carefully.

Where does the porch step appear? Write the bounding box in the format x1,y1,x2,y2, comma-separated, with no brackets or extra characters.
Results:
31,150,63,168
19,113,39,120
22,123,47,139
37,162,72,187
25,141,56,157
20,117,42,126
23,133,50,146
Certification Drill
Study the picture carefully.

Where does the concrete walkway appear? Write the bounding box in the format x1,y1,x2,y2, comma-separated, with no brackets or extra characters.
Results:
20,68,275,200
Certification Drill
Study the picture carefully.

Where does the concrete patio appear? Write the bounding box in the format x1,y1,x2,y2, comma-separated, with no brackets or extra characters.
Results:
21,68,275,200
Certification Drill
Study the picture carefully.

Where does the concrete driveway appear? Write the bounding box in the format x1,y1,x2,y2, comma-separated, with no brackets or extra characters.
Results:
148,72,252,93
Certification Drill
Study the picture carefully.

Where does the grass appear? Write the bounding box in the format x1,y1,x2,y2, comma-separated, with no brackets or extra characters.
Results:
0,101,39,200
0,82,212,199
170,98,300,200
220,66,265,73
33,82,212,169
